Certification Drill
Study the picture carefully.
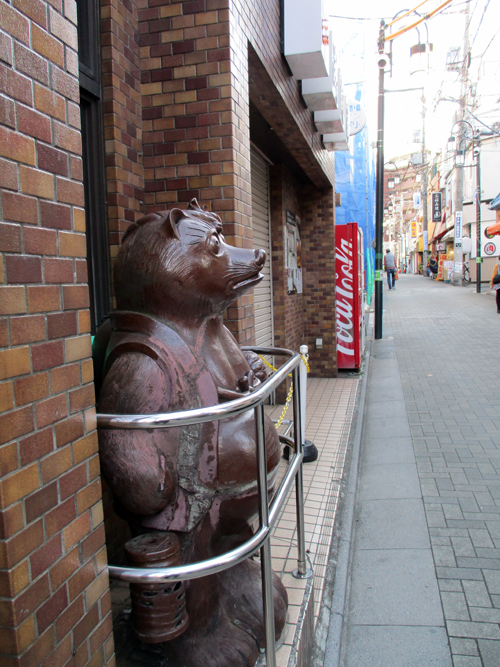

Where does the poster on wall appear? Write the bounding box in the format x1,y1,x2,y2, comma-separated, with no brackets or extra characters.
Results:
286,218,302,293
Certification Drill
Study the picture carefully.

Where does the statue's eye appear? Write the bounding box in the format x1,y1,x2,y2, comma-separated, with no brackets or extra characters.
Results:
209,233,220,253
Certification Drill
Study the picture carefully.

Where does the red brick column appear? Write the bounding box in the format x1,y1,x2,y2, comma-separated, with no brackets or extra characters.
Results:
101,0,145,260
301,186,337,377
0,0,113,664
138,0,256,344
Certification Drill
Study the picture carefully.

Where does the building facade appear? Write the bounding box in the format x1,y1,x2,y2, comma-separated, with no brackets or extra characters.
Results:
0,0,348,663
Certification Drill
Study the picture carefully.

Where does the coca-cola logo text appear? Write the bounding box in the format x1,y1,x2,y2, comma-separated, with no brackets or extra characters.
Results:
336,237,354,356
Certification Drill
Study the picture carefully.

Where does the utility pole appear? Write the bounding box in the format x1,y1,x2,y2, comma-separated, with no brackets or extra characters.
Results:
475,134,482,292
452,0,470,286
421,93,428,276
374,20,386,340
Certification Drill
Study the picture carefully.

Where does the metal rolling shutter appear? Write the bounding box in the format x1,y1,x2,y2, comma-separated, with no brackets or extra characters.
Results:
250,145,274,349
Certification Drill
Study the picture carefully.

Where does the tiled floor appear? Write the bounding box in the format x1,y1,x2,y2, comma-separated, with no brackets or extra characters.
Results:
265,376,360,667
110,375,360,667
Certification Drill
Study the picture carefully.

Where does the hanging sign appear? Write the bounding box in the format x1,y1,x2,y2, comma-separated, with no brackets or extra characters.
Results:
348,101,367,136
432,192,442,222
413,192,421,209
411,221,417,238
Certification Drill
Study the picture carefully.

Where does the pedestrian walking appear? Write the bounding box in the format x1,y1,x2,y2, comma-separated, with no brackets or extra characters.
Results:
384,248,396,290
490,254,500,313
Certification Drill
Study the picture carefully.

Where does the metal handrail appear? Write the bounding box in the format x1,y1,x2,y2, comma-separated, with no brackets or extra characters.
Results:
97,346,310,667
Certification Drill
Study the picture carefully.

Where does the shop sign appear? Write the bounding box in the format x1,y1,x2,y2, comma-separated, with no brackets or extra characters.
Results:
283,0,330,80
411,221,417,238
484,242,497,255
413,192,421,209
455,210,462,239
437,254,446,280
437,243,446,251
432,192,442,222
423,230,428,251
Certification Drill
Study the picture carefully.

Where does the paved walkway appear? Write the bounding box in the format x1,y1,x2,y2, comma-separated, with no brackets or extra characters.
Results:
329,274,500,667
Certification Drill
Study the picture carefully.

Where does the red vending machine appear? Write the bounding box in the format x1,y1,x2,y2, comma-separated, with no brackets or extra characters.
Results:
335,223,365,369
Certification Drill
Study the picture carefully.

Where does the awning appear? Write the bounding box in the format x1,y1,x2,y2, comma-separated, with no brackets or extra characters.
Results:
430,227,452,243
429,211,449,243
441,230,455,243
485,221,500,236
489,192,500,210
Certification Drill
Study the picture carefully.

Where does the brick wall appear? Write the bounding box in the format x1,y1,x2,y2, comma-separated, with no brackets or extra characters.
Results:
138,0,258,343
302,186,337,377
134,0,336,345
0,0,113,663
101,0,144,265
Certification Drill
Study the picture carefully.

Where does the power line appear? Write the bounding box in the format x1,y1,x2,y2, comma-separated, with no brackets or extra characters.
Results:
479,26,500,59
471,0,490,47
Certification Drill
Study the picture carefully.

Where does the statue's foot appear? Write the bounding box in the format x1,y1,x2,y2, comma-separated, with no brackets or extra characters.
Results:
166,559,288,667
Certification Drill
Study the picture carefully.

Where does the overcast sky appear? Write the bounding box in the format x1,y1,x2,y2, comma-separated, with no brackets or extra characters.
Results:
329,0,500,160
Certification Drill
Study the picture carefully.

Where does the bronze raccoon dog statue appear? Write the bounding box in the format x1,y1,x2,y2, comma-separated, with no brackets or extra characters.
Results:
96,200,288,667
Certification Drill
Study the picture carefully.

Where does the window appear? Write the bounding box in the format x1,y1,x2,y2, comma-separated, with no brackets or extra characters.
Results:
78,0,110,333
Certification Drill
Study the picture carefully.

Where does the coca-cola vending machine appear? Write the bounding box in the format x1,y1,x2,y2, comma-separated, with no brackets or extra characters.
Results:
335,223,365,369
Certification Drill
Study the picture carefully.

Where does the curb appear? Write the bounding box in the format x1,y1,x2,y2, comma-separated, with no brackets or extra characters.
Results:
312,335,372,667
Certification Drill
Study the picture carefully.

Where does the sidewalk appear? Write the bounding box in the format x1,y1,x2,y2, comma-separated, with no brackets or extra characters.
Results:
326,274,500,667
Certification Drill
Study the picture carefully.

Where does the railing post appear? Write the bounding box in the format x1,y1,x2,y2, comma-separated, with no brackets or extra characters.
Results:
299,344,308,445
291,366,313,580
255,403,277,667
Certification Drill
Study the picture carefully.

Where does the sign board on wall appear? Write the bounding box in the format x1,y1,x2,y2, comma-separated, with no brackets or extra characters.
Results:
411,221,417,238
283,0,330,80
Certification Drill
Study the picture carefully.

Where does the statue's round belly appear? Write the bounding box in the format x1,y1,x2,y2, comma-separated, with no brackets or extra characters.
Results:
216,411,280,489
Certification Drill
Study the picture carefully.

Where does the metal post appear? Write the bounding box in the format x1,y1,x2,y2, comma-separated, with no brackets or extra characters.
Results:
255,403,277,667
475,136,482,293
375,20,386,340
291,365,312,580
452,159,465,286
299,344,308,445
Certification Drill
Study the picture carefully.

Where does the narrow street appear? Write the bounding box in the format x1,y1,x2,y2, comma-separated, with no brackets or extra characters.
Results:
330,274,500,667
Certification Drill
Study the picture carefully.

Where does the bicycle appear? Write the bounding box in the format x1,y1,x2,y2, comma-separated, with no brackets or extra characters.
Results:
462,261,471,283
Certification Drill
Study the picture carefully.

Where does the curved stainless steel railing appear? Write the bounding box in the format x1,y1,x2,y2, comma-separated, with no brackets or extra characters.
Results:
97,346,310,667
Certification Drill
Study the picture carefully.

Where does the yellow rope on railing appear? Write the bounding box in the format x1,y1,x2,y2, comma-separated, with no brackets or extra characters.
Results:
259,354,309,430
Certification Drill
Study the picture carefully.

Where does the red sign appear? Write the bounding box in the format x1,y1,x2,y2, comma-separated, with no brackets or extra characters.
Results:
437,254,446,280
485,242,496,256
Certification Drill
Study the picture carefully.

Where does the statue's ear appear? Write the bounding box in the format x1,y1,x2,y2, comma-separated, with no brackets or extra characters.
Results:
164,209,184,239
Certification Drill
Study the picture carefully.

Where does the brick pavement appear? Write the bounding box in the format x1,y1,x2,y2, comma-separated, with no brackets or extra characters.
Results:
385,274,500,667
